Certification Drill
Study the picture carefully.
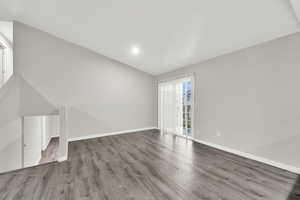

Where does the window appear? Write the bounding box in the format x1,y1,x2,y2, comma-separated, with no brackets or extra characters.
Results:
158,75,194,137
0,32,13,88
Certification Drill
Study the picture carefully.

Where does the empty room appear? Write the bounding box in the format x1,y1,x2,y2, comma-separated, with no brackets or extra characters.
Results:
1,0,300,199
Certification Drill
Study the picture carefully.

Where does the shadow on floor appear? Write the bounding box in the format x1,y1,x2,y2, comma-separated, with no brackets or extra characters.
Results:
287,176,300,200
39,137,59,165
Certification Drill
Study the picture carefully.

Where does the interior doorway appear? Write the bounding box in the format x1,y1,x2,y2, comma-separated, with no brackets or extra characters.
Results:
22,115,60,168
158,75,194,138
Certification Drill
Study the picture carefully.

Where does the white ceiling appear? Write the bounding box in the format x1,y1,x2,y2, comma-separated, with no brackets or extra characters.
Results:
1,0,300,75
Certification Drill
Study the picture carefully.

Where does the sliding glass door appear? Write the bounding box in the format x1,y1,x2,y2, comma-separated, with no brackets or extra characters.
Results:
158,76,193,137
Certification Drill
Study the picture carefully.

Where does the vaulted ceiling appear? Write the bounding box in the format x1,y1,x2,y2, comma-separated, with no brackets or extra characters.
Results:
0,0,300,75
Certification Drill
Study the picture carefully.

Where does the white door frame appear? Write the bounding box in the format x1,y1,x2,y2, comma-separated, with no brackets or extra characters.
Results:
158,73,195,139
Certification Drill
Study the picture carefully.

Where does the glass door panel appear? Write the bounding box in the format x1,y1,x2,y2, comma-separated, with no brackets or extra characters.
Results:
159,76,193,138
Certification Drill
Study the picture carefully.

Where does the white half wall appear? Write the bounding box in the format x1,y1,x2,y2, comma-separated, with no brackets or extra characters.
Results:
0,119,22,173
157,31,300,169
23,116,42,168
0,75,22,173
14,22,157,140
57,107,68,161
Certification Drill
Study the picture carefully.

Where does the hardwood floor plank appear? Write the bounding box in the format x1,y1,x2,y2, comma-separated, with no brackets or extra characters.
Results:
0,130,299,200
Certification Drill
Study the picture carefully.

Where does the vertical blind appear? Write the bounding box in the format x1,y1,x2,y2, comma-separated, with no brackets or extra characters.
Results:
159,76,192,136
1,48,13,83
0,33,13,88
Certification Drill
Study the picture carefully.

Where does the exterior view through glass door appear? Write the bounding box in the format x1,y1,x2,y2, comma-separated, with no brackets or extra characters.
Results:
159,76,193,137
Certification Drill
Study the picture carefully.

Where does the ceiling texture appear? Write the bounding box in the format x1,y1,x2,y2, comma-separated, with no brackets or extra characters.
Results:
0,0,300,75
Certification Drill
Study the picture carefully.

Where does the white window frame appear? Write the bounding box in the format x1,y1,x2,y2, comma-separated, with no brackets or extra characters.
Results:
0,32,13,88
158,73,195,139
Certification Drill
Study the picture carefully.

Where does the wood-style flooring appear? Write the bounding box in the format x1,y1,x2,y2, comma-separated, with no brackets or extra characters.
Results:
39,137,59,164
0,129,299,200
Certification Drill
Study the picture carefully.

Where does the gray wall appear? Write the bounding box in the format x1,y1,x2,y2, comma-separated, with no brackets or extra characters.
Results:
0,76,22,173
157,32,300,168
0,119,22,173
14,22,157,139
0,77,22,173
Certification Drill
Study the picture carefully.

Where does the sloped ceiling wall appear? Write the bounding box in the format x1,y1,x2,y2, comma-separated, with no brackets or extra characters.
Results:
0,76,20,127
19,76,58,116
290,0,300,23
13,22,157,138
0,74,58,126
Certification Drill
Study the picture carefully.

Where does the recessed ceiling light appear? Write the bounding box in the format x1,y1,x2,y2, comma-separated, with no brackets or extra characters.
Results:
131,46,140,56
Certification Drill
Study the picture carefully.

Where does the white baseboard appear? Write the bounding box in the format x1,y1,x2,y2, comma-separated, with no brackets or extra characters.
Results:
68,127,158,142
191,138,300,175
57,156,68,162
63,127,300,174
35,154,42,166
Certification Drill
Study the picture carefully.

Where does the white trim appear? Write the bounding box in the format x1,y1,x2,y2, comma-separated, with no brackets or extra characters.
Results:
157,82,161,130
158,74,195,138
51,135,60,138
57,156,68,162
191,138,300,175
68,127,158,142
190,75,195,138
21,117,24,168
